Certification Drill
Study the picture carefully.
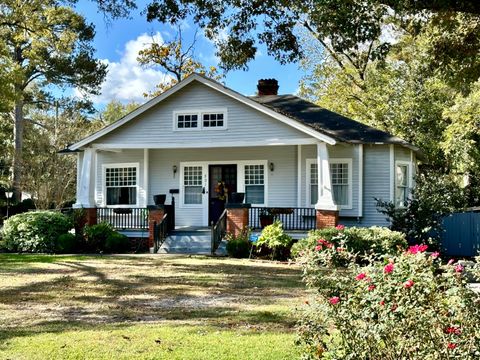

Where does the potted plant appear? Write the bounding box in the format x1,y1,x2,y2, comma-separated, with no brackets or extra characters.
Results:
229,192,245,204
153,194,167,205
259,208,274,228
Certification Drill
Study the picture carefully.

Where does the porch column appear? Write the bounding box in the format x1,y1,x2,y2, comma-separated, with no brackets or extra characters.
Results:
315,142,339,228
148,205,165,250
74,148,96,208
226,204,250,237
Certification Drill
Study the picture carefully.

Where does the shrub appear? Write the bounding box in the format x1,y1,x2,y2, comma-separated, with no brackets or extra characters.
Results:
255,220,293,260
56,233,77,253
291,226,407,260
296,246,480,359
2,211,72,253
83,222,115,252
226,228,251,258
105,232,130,253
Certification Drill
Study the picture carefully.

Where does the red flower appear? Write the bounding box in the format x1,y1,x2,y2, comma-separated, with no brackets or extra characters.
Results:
368,284,376,291
317,238,333,249
407,244,428,255
355,273,367,281
336,224,345,230
431,251,440,259
455,264,464,273
447,343,457,350
315,245,322,251
384,263,394,274
379,300,385,306
445,326,461,335
336,247,345,252
329,296,340,305
403,280,414,288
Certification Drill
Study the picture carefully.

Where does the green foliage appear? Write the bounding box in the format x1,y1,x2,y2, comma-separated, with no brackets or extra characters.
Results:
291,226,407,262
376,171,467,247
2,211,73,253
225,228,251,258
83,222,115,252
105,232,130,253
256,221,293,260
296,247,480,359
56,233,77,253
96,100,140,124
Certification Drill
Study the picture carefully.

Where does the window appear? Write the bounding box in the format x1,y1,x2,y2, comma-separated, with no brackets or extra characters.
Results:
105,166,137,205
245,164,265,204
177,114,198,129
174,109,227,130
308,159,352,208
395,163,410,207
184,166,203,205
331,162,350,207
203,113,224,128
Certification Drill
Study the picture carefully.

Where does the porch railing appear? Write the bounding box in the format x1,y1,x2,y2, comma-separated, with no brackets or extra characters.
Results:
96,207,149,230
153,214,168,253
211,209,227,255
249,206,316,231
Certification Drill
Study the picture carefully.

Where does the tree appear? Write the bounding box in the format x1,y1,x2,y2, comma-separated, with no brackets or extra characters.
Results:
96,100,140,124
137,28,222,97
0,0,107,201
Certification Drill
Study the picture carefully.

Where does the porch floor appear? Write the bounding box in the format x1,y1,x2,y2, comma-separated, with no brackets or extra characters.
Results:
158,227,227,256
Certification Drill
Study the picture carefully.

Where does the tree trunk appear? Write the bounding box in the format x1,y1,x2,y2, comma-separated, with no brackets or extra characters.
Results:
12,96,24,202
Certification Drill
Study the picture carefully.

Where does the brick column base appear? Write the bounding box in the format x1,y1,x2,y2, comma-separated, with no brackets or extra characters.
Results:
316,209,339,229
226,205,250,237
85,208,97,226
148,206,165,248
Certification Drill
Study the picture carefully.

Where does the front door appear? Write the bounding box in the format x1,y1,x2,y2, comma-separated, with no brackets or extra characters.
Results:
209,164,237,224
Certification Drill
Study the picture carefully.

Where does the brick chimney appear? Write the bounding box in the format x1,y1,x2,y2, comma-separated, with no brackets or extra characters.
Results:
257,79,279,96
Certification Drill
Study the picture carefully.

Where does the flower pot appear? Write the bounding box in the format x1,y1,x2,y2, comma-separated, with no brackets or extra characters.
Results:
259,215,274,228
229,192,245,204
153,194,167,205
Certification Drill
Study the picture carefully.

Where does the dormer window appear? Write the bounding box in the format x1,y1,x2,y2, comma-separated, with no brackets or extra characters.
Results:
174,109,227,130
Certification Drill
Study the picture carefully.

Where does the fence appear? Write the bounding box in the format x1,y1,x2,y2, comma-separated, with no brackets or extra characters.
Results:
97,207,149,230
249,207,316,231
442,210,480,257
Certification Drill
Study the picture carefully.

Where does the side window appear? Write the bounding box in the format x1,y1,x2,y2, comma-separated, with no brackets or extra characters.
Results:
244,164,265,204
395,163,410,207
105,166,137,205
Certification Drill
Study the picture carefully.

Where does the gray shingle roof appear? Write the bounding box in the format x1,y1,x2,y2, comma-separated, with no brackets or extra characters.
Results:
250,94,419,152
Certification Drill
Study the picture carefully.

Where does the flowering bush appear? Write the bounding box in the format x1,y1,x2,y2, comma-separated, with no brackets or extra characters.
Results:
296,245,480,359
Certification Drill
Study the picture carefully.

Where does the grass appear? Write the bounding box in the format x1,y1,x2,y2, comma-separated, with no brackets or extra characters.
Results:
0,254,306,359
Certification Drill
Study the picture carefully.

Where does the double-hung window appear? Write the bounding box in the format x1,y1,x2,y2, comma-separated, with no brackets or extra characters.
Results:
183,166,203,205
395,162,411,207
244,164,265,204
308,159,352,208
105,165,138,206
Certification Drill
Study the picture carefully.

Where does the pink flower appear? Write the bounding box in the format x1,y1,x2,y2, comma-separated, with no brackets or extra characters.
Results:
431,251,440,259
317,238,333,249
445,326,461,335
329,296,340,305
336,247,345,252
384,263,394,274
368,284,376,291
407,244,428,255
315,245,322,251
403,280,414,288
335,224,345,230
447,259,455,266
455,264,464,273
355,273,367,281
379,300,385,306
447,342,457,350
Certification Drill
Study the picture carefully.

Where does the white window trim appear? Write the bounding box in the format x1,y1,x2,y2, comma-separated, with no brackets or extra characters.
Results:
102,162,140,208
180,164,207,209
394,160,413,208
173,108,228,131
239,160,268,206
306,158,353,210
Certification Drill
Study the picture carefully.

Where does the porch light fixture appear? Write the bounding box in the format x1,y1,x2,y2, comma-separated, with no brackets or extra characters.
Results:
269,162,274,172
172,165,177,177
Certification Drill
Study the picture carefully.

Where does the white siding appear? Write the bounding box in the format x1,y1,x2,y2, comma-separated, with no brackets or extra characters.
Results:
94,82,309,147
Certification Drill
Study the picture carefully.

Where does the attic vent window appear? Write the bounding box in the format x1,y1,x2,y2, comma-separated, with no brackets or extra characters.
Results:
174,109,227,130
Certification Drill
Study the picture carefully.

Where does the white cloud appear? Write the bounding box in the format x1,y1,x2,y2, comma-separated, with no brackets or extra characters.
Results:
77,32,170,105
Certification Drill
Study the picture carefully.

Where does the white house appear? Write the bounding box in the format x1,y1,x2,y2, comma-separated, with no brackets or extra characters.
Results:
65,74,419,237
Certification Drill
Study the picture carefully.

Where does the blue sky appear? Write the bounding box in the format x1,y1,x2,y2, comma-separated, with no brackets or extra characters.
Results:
75,1,304,106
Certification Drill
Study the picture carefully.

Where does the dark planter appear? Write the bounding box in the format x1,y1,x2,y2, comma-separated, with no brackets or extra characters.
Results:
229,192,245,204
153,194,167,205
259,215,274,228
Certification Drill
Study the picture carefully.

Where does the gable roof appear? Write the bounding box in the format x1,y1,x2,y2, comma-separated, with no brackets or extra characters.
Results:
67,73,418,153
250,95,419,151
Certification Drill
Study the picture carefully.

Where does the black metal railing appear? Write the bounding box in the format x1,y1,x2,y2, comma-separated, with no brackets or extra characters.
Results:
249,207,316,231
211,209,227,255
153,214,168,253
96,207,149,230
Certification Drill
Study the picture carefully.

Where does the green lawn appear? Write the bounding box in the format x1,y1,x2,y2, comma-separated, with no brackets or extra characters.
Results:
0,254,306,359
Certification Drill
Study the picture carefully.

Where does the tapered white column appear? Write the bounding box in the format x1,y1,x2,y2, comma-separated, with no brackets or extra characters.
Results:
315,142,339,211
74,148,96,208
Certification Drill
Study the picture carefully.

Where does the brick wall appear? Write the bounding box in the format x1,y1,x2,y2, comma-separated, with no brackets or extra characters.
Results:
226,207,249,237
148,207,165,248
316,209,339,229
